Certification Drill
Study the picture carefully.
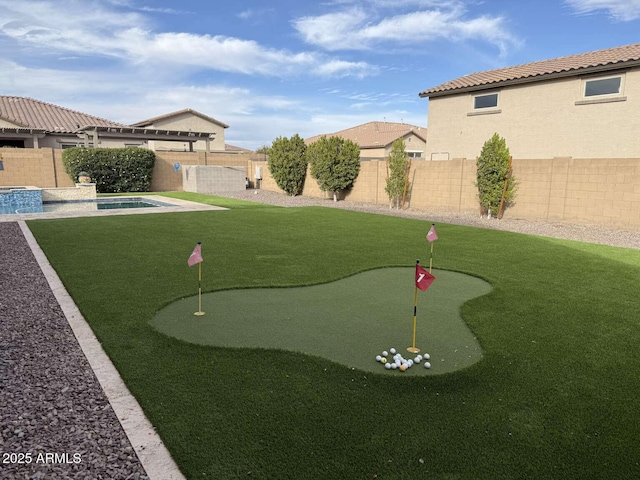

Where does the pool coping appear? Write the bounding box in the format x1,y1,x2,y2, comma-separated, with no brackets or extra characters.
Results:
0,195,226,222
19,220,186,480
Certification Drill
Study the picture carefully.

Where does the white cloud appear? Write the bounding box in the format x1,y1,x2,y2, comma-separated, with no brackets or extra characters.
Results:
237,7,275,20
293,3,517,55
0,0,377,79
566,0,640,20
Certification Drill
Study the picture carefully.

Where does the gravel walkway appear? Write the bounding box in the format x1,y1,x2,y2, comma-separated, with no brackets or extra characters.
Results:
0,222,148,479
222,189,640,249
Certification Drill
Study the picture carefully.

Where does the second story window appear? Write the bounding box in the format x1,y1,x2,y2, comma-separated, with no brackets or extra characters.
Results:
584,76,622,97
474,93,498,109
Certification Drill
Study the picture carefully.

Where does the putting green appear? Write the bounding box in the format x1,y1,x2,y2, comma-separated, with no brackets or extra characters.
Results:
150,268,492,375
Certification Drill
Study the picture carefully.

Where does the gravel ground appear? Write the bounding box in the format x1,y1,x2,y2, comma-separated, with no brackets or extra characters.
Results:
0,222,148,480
222,189,640,249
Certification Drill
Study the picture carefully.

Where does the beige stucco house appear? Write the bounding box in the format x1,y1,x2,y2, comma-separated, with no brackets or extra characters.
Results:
0,97,220,152
131,109,229,152
419,43,640,160
306,121,427,160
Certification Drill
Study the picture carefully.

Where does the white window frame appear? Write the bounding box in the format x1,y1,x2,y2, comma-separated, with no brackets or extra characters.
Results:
576,73,627,106
583,74,623,98
473,92,499,109
468,91,501,116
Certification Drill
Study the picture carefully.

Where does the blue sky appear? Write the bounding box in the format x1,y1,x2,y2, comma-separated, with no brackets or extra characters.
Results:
1,0,639,150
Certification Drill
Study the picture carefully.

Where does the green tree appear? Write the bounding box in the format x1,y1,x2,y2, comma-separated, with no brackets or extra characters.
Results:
475,133,517,218
385,139,410,209
307,136,360,202
267,134,308,196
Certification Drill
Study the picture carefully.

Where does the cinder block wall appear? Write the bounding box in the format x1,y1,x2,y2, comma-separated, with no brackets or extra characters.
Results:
152,151,265,192
0,149,74,188
2,148,638,231
254,157,640,231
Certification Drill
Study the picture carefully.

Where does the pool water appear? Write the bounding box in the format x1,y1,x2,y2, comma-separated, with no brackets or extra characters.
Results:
96,201,157,210
2,197,175,215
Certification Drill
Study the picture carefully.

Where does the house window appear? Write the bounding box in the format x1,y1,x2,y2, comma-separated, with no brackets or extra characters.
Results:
584,76,621,97
474,93,498,109
407,151,423,159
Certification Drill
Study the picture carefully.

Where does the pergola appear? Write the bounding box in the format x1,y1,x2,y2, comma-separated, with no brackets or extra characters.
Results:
78,126,216,152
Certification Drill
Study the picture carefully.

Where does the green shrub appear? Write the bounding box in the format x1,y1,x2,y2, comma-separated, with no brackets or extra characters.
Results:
267,134,308,196
62,148,155,193
307,136,360,201
475,133,517,217
267,133,307,197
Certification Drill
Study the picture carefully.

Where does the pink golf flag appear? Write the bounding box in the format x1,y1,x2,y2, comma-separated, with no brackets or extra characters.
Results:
426,224,438,243
188,242,203,267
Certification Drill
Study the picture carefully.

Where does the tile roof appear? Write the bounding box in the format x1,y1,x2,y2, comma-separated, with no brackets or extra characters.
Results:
0,96,126,133
420,42,640,97
132,108,229,129
225,143,252,152
306,121,426,149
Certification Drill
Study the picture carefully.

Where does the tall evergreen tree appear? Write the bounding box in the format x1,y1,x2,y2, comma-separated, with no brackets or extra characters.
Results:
385,139,410,208
476,133,517,217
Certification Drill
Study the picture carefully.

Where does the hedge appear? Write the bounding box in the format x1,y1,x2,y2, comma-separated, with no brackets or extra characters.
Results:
62,148,155,193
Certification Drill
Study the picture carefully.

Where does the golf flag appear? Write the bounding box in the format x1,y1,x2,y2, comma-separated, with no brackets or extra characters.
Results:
426,224,438,243
188,242,203,267
415,264,435,292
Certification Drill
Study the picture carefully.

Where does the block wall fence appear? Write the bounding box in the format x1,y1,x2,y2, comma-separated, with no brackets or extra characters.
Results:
1,148,639,232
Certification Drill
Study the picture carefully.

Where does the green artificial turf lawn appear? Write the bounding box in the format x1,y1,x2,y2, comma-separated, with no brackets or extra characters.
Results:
150,267,491,375
26,203,640,479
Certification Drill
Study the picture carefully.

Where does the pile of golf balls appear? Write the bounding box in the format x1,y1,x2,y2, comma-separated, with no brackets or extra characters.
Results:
375,348,431,371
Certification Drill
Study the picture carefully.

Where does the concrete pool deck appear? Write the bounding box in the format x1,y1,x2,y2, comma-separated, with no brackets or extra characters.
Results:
0,194,226,222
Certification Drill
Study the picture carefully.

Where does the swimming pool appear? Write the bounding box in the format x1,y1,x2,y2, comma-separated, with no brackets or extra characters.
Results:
1,197,176,215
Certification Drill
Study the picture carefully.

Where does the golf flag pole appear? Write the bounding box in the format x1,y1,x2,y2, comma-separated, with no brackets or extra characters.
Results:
197,261,204,316
426,223,438,273
188,242,205,316
409,260,436,354
408,260,421,354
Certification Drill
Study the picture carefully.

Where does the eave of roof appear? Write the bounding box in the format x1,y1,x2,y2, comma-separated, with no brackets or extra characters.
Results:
419,43,640,98
131,108,229,129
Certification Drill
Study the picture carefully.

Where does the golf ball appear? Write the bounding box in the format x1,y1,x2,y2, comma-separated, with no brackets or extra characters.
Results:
408,360,414,367
381,357,387,364
384,363,392,370
399,364,407,372
390,348,397,354
424,362,431,369
391,363,398,369
423,353,430,360
414,356,422,363
382,351,388,357
376,355,382,362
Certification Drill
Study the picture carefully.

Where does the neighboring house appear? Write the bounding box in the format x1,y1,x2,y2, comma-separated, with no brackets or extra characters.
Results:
419,43,640,160
131,109,229,152
306,121,427,160
0,97,218,151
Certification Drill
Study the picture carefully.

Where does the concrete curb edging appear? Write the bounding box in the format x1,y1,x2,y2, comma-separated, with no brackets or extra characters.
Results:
18,221,186,480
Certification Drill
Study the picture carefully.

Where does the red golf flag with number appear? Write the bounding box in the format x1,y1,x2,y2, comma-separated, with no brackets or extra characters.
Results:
415,264,435,291
188,242,203,267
